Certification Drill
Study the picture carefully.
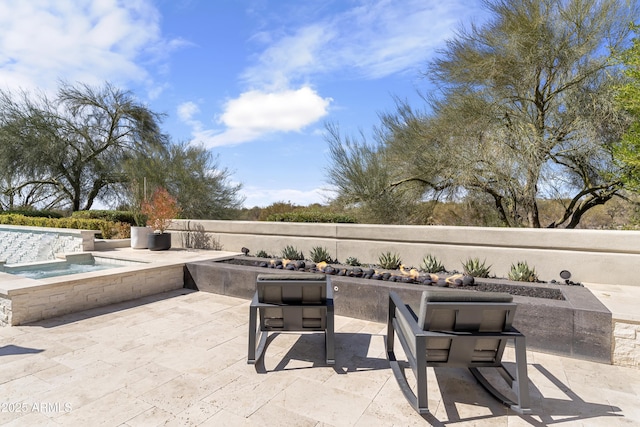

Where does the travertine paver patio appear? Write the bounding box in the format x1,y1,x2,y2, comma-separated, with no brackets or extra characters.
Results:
0,289,638,426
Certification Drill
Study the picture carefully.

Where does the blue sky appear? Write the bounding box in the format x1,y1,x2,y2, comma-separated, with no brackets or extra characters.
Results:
0,0,488,208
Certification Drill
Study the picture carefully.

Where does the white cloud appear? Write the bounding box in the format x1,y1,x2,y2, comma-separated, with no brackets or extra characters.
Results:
0,0,182,97
180,0,481,148
243,0,478,86
177,101,200,123
220,87,330,133
183,86,331,148
242,24,333,90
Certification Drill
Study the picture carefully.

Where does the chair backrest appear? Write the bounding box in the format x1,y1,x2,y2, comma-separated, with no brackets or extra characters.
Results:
257,273,328,304
256,274,330,331
417,289,516,365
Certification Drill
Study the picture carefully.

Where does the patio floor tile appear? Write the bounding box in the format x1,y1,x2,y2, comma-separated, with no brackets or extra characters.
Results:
0,289,638,426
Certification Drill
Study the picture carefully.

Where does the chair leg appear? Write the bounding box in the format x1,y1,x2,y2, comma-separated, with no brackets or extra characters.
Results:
386,296,396,354
248,304,258,364
415,336,429,414
386,321,431,415
326,306,335,365
468,336,531,414
254,328,268,363
511,335,531,414
248,304,270,365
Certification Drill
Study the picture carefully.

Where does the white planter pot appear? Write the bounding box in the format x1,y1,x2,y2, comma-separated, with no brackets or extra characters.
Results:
130,226,152,249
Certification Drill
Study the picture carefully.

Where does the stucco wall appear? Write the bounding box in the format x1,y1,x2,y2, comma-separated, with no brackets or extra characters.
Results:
170,220,640,287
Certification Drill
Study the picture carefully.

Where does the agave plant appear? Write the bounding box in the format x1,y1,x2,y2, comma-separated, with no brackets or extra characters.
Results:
345,256,361,266
281,245,304,260
378,251,402,270
309,246,332,263
462,257,491,278
509,261,538,282
255,249,270,258
420,254,445,273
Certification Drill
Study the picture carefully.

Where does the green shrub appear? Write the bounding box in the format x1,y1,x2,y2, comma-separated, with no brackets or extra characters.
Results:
378,251,402,270
420,254,445,273
255,250,270,258
72,210,138,226
0,214,129,239
2,209,64,219
266,211,357,223
98,221,131,239
309,246,332,263
281,245,304,260
462,257,491,278
345,256,361,266
508,261,538,282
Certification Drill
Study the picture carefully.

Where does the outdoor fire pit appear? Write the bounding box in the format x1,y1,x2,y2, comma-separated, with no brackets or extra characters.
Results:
184,256,613,364
219,256,568,300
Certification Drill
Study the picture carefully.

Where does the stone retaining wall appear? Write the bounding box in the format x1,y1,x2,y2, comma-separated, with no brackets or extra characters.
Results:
0,264,184,326
0,295,10,326
614,320,640,368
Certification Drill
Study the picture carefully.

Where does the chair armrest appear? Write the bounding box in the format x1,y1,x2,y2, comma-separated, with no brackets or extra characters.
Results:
389,291,424,337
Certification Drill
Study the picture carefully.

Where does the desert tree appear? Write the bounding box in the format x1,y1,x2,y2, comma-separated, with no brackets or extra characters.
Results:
422,0,636,227
0,81,167,211
615,25,640,193
324,122,422,224
121,141,245,219
327,0,638,227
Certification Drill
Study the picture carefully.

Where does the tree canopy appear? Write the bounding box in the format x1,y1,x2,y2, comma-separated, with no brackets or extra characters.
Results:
326,0,638,227
616,26,640,193
0,81,244,219
122,141,245,220
0,82,166,211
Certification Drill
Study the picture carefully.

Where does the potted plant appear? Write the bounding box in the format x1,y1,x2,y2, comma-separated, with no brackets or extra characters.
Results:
130,218,152,249
141,187,180,251
129,180,152,249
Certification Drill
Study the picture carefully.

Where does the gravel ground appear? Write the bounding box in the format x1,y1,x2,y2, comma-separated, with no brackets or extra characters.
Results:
456,282,564,300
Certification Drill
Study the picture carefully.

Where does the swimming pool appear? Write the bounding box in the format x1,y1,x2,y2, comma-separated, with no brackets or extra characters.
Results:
1,253,143,279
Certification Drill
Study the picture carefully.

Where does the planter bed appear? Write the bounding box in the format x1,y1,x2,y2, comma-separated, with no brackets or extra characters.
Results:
184,256,613,364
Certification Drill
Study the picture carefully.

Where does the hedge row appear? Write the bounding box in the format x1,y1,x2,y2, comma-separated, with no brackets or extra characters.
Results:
1,209,64,219
0,214,130,239
266,211,357,223
72,210,140,226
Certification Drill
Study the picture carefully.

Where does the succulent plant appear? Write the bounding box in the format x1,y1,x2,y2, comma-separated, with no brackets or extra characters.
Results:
345,256,361,266
309,246,332,263
420,254,445,273
509,261,538,282
281,245,304,260
255,249,270,258
462,257,491,278
378,251,402,270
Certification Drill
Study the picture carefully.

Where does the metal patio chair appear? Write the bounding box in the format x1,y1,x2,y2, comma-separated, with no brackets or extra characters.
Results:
386,289,531,415
248,273,335,365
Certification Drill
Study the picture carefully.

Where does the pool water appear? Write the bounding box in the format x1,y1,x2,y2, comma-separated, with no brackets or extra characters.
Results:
11,262,118,280
1,254,142,280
